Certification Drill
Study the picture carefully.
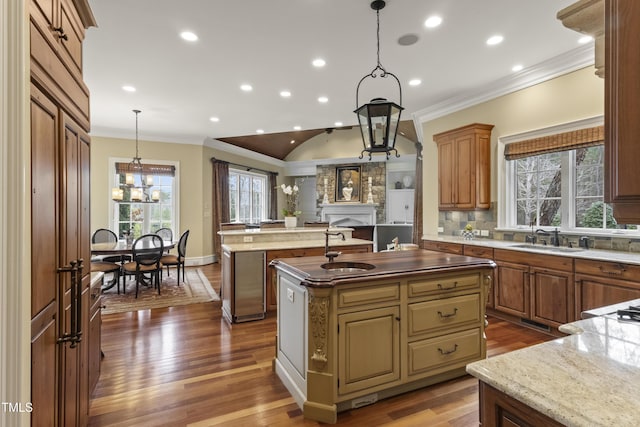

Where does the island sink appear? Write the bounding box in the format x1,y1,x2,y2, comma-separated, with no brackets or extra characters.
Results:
320,261,375,272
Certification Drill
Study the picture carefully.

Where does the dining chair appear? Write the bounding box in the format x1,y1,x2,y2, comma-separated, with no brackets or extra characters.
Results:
91,228,131,263
160,229,190,284
90,228,123,287
122,234,164,298
155,227,173,254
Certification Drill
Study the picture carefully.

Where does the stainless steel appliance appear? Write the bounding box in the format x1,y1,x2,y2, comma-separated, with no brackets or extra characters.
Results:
222,250,265,323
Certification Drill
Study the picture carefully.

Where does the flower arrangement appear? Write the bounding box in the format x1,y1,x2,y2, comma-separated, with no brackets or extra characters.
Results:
462,223,474,240
281,184,301,217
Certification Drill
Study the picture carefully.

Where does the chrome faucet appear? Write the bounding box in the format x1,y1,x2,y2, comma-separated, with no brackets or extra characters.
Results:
324,230,345,262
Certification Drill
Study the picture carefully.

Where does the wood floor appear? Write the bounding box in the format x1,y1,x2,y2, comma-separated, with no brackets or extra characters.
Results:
88,263,552,427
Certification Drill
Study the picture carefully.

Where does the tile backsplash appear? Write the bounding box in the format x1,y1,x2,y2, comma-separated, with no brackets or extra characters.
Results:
438,204,640,253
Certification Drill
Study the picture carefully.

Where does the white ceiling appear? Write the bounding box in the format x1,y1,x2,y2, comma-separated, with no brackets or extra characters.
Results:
84,0,589,146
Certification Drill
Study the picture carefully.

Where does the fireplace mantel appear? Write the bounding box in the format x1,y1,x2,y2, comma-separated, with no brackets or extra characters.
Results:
320,203,378,226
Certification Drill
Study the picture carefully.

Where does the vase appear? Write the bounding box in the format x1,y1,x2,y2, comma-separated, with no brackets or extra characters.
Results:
284,216,297,229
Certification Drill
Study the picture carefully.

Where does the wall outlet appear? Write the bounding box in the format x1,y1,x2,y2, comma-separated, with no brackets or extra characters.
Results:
480,229,489,237
286,288,295,303
473,229,480,236
243,236,253,243
437,226,444,233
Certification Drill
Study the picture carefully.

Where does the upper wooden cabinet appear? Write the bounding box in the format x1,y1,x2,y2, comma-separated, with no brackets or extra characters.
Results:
605,0,640,224
433,123,494,210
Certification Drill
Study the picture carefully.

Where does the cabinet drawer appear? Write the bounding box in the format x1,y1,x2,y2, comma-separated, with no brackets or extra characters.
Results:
575,258,640,281
494,248,573,272
408,328,482,376
422,240,464,255
408,273,479,297
338,283,400,308
408,294,480,336
270,247,324,259
463,245,494,258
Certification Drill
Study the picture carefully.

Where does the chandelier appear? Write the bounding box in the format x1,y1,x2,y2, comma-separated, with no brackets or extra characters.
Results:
354,0,404,160
111,109,160,203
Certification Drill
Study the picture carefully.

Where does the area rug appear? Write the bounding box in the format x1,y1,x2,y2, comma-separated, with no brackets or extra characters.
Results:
101,268,219,315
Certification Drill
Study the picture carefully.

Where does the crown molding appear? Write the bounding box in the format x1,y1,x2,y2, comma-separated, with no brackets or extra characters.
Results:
414,45,596,124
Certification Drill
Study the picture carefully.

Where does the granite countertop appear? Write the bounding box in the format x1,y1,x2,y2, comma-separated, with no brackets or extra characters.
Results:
270,249,495,287
222,237,373,252
466,315,640,426
422,234,640,265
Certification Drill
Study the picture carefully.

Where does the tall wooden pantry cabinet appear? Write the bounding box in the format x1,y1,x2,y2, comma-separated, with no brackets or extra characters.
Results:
29,0,97,426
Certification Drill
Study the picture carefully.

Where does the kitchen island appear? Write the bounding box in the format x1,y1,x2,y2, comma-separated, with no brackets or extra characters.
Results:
271,249,494,423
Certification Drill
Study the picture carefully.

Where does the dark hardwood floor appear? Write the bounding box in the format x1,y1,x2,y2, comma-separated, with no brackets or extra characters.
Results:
88,263,552,427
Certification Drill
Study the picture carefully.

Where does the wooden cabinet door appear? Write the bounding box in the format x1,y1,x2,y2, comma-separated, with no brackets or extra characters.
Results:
453,132,475,209
30,83,61,427
338,306,400,395
495,261,529,318
530,267,574,327
605,0,640,223
437,138,455,208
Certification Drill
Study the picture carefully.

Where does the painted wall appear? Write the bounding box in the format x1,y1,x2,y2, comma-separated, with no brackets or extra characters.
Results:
420,66,604,235
91,136,286,262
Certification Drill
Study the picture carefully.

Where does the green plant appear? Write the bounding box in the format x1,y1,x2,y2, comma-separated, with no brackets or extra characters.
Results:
281,184,301,217
464,224,473,232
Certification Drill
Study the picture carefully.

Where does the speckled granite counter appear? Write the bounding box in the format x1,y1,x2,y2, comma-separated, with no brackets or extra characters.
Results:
466,315,640,426
422,234,640,265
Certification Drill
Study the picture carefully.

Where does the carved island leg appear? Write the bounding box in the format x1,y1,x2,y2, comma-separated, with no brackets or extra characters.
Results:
304,288,337,424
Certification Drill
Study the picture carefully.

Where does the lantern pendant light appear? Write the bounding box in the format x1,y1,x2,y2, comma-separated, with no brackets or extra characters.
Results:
354,0,404,160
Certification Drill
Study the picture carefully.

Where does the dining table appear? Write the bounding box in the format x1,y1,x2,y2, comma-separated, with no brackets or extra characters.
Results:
91,240,175,290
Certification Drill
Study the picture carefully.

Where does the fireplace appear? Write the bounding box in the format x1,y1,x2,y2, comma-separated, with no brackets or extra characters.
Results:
320,203,378,226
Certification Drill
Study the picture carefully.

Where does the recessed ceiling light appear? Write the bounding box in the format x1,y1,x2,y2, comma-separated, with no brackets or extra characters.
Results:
334,121,343,127
398,34,419,46
424,16,442,28
312,58,326,67
280,90,291,98
486,35,504,46
290,140,296,144
256,129,264,134
578,35,593,44
318,96,328,103
180,31,198,42
240,84,253,92
512,64,523,72
409,79,422,86
293,125,301,131
122,85,136,92
209,117,220,122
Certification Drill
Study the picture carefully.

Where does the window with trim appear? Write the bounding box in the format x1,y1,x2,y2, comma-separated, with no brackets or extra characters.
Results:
228,168,267,223
505,125,638,232
112,162,178,239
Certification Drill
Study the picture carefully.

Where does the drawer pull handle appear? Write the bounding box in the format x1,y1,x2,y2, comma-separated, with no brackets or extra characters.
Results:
437,308,458,319
437,281,458,290
599,264,626,276
438,344,458,355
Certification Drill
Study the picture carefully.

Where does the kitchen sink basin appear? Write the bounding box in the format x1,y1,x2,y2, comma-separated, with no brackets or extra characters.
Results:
510,244,585,253
320,262,376,273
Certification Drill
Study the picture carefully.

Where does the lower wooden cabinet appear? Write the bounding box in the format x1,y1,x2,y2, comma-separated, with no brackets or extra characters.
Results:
480,382,564,427
494,260,530,318
463,245,495,308
575,259,640,315
338,306,400,395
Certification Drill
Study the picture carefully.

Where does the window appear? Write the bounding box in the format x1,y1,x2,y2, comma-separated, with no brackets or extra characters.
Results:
506,145,637,232
111,160,178,239
229,169,267,223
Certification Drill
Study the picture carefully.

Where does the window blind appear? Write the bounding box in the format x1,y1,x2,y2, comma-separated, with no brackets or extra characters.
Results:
115,162,175,177
504,125,604,160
